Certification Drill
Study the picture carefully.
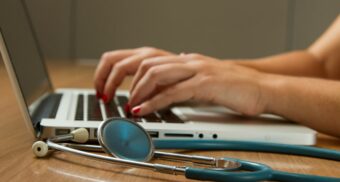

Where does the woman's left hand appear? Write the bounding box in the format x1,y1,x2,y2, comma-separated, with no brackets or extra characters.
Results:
128,53,269,116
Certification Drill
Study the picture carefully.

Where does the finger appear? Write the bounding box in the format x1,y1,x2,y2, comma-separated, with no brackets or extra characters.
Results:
131,79,195,116
94,49,135,94
129,63,195,106
130,56,188,93
102,53,153,102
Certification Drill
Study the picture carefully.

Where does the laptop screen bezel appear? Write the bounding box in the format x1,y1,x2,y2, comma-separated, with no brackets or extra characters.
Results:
0,0,55,138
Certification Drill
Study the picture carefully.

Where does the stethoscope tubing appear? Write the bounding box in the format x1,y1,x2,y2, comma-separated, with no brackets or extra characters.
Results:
154,140,340,181
47,140,158,170
154,140,340,161
186,159,273,182
56,141,340,182
46,140,276,182
186,158,340,182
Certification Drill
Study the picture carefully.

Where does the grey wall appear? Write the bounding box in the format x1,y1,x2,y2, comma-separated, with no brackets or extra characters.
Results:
292,0,340,49
75,0,288,59
25,0,73,59
25,0,340,61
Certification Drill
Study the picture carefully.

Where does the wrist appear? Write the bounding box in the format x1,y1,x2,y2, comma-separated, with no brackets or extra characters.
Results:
257,73,285,114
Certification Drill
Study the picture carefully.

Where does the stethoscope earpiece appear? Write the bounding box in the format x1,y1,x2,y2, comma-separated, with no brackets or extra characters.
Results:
32,127,90,158
70,128,89,143
32,141,49,157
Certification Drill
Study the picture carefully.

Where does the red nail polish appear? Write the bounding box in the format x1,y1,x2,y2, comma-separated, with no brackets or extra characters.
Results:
132,106,141,115
96,91,102,99
102,94,108,103
124,104,131,114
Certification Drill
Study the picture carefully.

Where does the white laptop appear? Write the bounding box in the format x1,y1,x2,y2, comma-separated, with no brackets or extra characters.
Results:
0,0,316,145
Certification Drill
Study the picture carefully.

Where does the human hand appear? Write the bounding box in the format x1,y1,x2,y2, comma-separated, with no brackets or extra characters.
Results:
94,47,174,102
128,53,268,116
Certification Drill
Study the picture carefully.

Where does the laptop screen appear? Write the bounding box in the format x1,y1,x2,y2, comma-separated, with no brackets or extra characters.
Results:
0,0,52,112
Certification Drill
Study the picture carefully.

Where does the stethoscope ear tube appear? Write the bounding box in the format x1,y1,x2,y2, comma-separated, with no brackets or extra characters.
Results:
154,140,340,161
185,158,340,182
156,140,340,181
185,159,273,182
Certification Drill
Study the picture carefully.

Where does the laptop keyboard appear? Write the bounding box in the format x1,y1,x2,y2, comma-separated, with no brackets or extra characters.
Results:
143,113,162,123
32,93,63,126
87,95,103,121
75,94,84,120
158,109,184,123
74,94,184,123
104,100,120,118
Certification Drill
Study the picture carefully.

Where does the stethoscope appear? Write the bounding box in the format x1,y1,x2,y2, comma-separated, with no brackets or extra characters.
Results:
32,117,340,182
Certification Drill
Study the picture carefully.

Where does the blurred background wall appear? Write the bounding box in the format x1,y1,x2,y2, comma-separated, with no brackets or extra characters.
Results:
24,0,340,63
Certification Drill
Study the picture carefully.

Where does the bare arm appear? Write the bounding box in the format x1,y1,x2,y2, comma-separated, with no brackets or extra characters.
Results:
236,15,340,80
235,15,340,136
261,74,340,137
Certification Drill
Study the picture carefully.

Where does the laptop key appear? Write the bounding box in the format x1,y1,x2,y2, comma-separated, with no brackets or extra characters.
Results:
123,111,142,122
88,95,103,121
117,95,128,107
117,95,131,117
104,101,120,118
31,93,62,126
158,109,184,123
143,113,162,123
75,94,84,120
48,94,63,119
130,116,142,122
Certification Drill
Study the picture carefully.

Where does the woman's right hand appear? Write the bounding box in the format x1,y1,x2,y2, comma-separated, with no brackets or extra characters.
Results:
94,47,174,102
127,53,267,116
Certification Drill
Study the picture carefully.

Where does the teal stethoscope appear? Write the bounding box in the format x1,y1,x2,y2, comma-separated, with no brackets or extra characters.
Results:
32,118,340,182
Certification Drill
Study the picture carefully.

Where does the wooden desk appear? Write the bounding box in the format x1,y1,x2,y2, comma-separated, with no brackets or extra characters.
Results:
0,61,339,182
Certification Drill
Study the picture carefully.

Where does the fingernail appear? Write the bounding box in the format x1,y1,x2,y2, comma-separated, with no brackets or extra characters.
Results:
131,106,141,115
102,94,108,103
96,91,102,99
124,104,131,114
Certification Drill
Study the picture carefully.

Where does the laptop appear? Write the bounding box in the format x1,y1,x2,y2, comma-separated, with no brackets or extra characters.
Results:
0,0,316,145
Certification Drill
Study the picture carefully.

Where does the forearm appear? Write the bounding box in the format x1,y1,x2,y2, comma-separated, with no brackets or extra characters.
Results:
260,74,340,137
234,50,326,78
235,15,340,80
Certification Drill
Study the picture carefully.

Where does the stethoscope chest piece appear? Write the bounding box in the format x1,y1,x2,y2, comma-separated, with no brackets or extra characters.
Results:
97,117,154,162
